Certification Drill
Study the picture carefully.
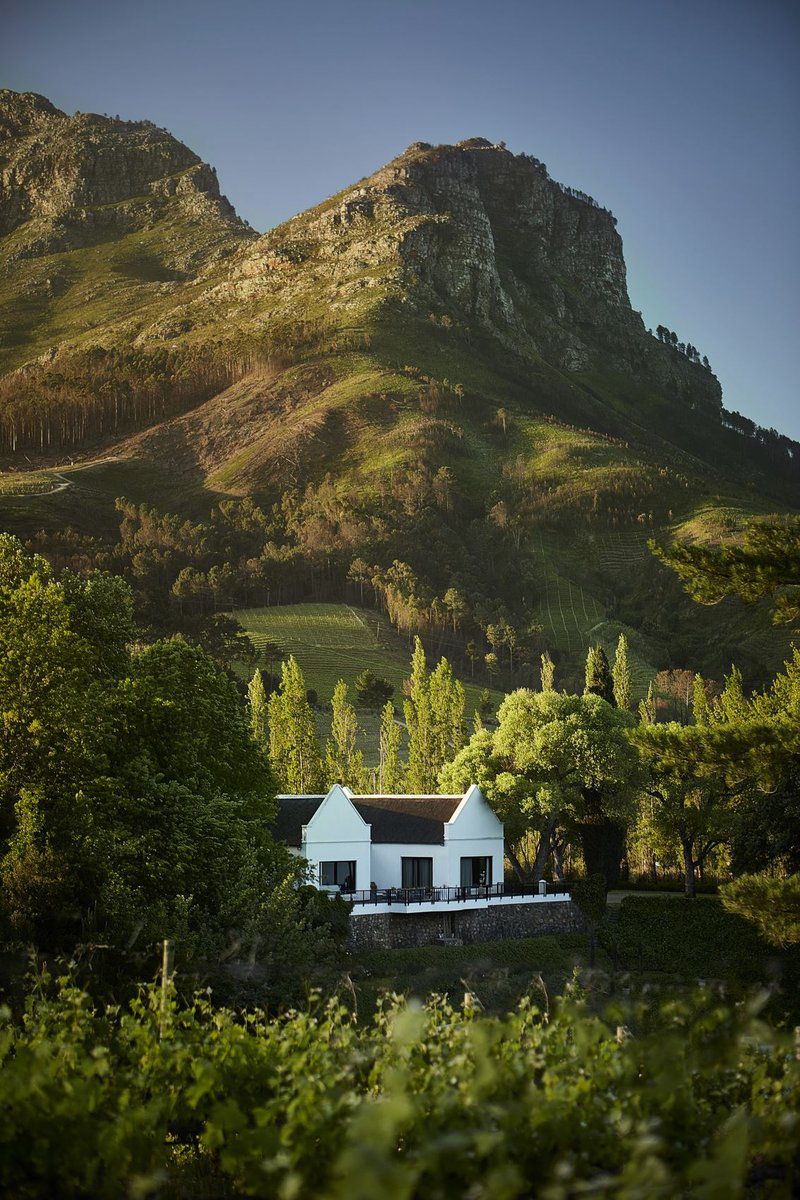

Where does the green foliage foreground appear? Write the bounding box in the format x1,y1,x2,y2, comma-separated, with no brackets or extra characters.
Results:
1,974,798,1199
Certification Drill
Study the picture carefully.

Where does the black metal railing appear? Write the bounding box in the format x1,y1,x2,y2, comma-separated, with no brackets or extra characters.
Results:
330,881,572,908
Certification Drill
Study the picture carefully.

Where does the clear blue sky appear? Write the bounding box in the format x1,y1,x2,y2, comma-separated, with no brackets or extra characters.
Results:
5,0,799,438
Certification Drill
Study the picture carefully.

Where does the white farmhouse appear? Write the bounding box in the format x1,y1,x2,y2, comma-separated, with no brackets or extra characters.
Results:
275,784,505,898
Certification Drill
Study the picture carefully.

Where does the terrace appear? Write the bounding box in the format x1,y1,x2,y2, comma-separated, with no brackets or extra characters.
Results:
338,880,573,916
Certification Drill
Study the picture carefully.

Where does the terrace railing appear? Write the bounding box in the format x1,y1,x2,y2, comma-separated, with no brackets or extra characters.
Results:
336,881,572,909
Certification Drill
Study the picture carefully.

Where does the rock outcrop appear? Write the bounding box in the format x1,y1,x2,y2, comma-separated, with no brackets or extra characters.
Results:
0,89,248,253
231,138,721,408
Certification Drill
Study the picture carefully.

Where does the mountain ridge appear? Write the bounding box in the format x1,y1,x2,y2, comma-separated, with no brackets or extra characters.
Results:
0,89,796,687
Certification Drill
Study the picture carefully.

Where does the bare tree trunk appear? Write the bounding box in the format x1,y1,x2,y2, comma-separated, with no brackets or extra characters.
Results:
532,812,558,883
505,843,528,885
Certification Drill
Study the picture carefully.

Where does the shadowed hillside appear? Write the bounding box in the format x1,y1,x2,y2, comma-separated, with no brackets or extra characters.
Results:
0,93,797,684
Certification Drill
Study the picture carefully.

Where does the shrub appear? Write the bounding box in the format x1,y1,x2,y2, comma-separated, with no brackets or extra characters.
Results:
1,972,798,1198
607,895,800,989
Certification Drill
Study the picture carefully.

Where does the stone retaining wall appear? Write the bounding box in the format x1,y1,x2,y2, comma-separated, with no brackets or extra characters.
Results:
347,900,586,951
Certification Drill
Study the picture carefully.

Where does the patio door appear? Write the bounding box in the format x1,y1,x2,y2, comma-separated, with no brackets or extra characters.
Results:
401,857,433,888
460,856,492,887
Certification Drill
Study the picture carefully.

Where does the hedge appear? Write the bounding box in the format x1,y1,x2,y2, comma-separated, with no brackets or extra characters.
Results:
608,895,799,987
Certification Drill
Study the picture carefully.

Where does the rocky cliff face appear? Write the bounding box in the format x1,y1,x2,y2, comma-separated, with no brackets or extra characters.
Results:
0,91,725,448
0,90,247,254
230,137,721,408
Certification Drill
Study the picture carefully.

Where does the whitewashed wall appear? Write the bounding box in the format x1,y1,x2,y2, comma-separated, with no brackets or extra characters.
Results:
301,784,371,891
370,843,448,889
443,784,505,886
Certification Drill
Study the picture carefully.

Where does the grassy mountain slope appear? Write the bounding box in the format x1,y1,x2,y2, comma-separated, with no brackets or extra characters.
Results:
0,95,796,686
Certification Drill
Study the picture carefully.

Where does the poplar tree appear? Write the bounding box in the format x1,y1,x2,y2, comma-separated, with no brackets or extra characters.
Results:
540,652,555,692
428,657,466,778
612,635,632,710
325,680,366,788
692,674,711,726
404,637,465,791
639,681,657,725
267,656,324,793
404,638,434,792
248,667,269,752
378,700,403,792
585,645,615,705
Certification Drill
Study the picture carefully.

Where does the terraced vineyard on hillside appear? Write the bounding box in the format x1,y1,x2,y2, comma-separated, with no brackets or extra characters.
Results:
233,602,503,714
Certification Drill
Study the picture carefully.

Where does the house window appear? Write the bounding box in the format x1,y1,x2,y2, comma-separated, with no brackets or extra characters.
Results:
401,857,433,888
319,861,357,891
460,856,492,887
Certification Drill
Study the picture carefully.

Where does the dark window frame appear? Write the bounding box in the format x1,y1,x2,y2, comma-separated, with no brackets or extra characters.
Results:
460,855,492,887
401,856,433,888
319,860,357,890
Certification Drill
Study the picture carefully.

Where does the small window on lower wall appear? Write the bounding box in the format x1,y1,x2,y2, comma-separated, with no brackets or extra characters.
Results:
460,856,492,887
319,861,356,891
401,857,433,888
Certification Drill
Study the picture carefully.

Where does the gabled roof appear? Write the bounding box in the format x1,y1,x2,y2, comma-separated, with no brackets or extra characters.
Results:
350,794,463,844
273,791,466,846
274,795,326,847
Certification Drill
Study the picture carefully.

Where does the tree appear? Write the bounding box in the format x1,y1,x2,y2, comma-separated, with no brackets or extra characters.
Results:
720,874,800,948
540,652,555,693
248,668,269,753
571,873,607,967
404,638,465,792
440,691,639,884
466,640,480,678
651,516,800,625
584,645,615,704
325,681,366,787
378,701,403,792
348,558,372,604
354,670,394,709
638,681,657,725
267,657,324,794
612,635,632,711
443,587,467,633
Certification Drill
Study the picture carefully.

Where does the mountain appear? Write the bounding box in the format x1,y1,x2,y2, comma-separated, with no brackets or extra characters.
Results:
0,91,797,688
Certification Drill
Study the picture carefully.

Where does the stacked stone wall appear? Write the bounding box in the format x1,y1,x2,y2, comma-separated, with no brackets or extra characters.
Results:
347,900,585,951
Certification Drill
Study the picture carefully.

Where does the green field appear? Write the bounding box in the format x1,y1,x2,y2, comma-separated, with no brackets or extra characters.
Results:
528,531,657,696
233,602,503,714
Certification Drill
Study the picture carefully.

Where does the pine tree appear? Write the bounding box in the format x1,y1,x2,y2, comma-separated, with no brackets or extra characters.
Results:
540,651,555,692
612,635,632,710
325,680,366,787
247,667,269,752
378,700,403,792
585,645,615,704
267,656,324,793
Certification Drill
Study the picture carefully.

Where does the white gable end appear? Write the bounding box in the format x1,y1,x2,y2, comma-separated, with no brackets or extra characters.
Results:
445,784,503,841
302,785,371,892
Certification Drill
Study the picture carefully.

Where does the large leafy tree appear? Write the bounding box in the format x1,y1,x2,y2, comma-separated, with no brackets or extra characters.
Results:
632,657,800,895
0,535,302,958
440,690,639,883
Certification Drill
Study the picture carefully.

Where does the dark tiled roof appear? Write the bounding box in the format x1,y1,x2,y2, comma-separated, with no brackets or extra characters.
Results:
273,793,464,846
273,796,326,847
351,795,462,844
